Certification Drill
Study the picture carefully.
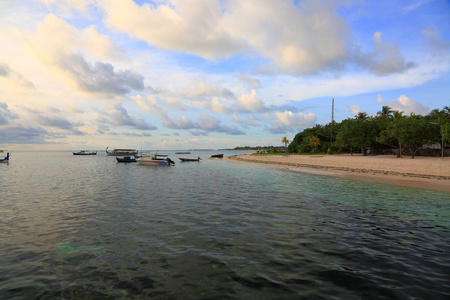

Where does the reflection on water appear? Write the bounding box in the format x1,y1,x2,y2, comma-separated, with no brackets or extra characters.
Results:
0,151,449,299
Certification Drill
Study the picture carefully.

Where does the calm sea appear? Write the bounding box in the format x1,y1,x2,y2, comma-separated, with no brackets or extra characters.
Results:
0,150,449,299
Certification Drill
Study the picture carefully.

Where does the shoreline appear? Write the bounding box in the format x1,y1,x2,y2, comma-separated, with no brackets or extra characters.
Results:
227,154,450,192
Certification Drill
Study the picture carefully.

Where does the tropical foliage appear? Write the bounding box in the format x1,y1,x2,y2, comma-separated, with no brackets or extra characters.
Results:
287,106,450,158
307,135,320,154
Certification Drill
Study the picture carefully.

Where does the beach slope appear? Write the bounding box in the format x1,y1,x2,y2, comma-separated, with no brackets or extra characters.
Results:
227,154,450,192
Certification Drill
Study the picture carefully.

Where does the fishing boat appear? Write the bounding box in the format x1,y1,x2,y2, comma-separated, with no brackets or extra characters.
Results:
179,157,201,162
73,150,97,155
106,147,138,156
0,152,10,163
116,155,137,163
210,154,224,158
136,153,175,166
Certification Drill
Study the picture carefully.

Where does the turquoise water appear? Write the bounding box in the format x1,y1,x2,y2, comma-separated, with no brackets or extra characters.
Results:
0,151,449,299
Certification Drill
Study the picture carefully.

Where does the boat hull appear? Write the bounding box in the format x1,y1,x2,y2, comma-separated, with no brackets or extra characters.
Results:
179,158,200,162
137,159,170,166
0,153,10,162
116,156,137,162
73,152,97,155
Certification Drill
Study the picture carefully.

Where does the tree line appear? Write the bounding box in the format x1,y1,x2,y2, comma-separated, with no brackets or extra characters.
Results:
287,106,450,158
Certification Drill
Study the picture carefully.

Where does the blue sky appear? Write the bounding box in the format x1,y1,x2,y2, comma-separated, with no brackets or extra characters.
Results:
0,0,449,150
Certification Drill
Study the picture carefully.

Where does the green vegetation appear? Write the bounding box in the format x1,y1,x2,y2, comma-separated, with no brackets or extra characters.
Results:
287,106,450,158
281,136,289,154
307,135,320,154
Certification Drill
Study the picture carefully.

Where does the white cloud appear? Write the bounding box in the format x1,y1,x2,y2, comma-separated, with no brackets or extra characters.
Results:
237,72,261,88
40,0,92,14
99,0,350,74
108,103,157,130
386,95,430,116
185,81,234,99
100,0,246,60
58,53,144,95
349,105,361,115
10,14,138,98
24,14,124,63
236,90,266,112
269,110,316,133
421,27,450,60
197,114,244,135
377,94,384,103
353,32,415,75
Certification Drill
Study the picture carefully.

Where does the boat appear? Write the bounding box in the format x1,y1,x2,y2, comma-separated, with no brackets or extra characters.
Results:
73,150,97,155
106,147,138,156
176,151,191,154
210,154,224,158
0,152,10,163
116,155,137,163
179,157,201,162
136,153,175,166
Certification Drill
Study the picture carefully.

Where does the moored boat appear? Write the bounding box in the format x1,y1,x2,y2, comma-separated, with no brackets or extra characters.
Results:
106,147,138,156
179,157,201,162
116,156,137,163
210,154,224,158
73,150,97,155
136,153,175,166
0,152,10,163
176,151,191,154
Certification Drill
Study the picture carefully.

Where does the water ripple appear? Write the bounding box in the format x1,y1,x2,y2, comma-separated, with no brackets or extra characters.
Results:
0,151,449,299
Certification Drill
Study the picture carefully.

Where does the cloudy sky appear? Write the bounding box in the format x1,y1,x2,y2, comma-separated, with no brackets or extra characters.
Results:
1,0,449,150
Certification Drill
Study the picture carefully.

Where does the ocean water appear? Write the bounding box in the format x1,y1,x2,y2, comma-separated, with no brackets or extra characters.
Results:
0,150,449,299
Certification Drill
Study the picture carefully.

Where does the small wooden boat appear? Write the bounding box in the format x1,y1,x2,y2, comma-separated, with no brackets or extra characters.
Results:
179,157,201,162
116,155,137,163
73,150,97,155
136,153,175,166
106,147,138,156
210,154,224,158
0,152,10,163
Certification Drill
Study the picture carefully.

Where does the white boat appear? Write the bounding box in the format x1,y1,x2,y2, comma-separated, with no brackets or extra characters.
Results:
136,153,175,166
73,150,97,155
106,147,138,156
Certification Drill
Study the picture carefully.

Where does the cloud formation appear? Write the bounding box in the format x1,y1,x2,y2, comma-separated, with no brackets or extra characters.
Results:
0,102,16,125
0,125,50,144
109,104,157,130
59,53,145,95
269,111,317,133
353,32,416,75
385,95,431,116
100,0,247,60
98,0,350,75
0,0,447,150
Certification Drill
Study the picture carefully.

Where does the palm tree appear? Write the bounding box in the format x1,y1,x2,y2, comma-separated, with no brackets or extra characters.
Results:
281,136,289,154
357,112,368,120
307,135,320,154
392,111,405,158
377,106,393,119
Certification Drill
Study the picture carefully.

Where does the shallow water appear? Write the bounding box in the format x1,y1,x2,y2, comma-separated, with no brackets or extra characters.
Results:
0,151,449,299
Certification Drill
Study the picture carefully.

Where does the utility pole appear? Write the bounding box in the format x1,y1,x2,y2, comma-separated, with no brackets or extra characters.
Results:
330,98,334,150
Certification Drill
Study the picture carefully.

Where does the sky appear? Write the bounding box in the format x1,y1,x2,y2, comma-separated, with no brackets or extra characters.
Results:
0,0,449,151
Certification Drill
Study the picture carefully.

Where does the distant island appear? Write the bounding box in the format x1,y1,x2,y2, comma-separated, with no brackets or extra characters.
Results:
233,146,285,152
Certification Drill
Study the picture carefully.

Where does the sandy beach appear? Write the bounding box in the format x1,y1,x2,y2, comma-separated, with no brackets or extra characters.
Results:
227,154,450,192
